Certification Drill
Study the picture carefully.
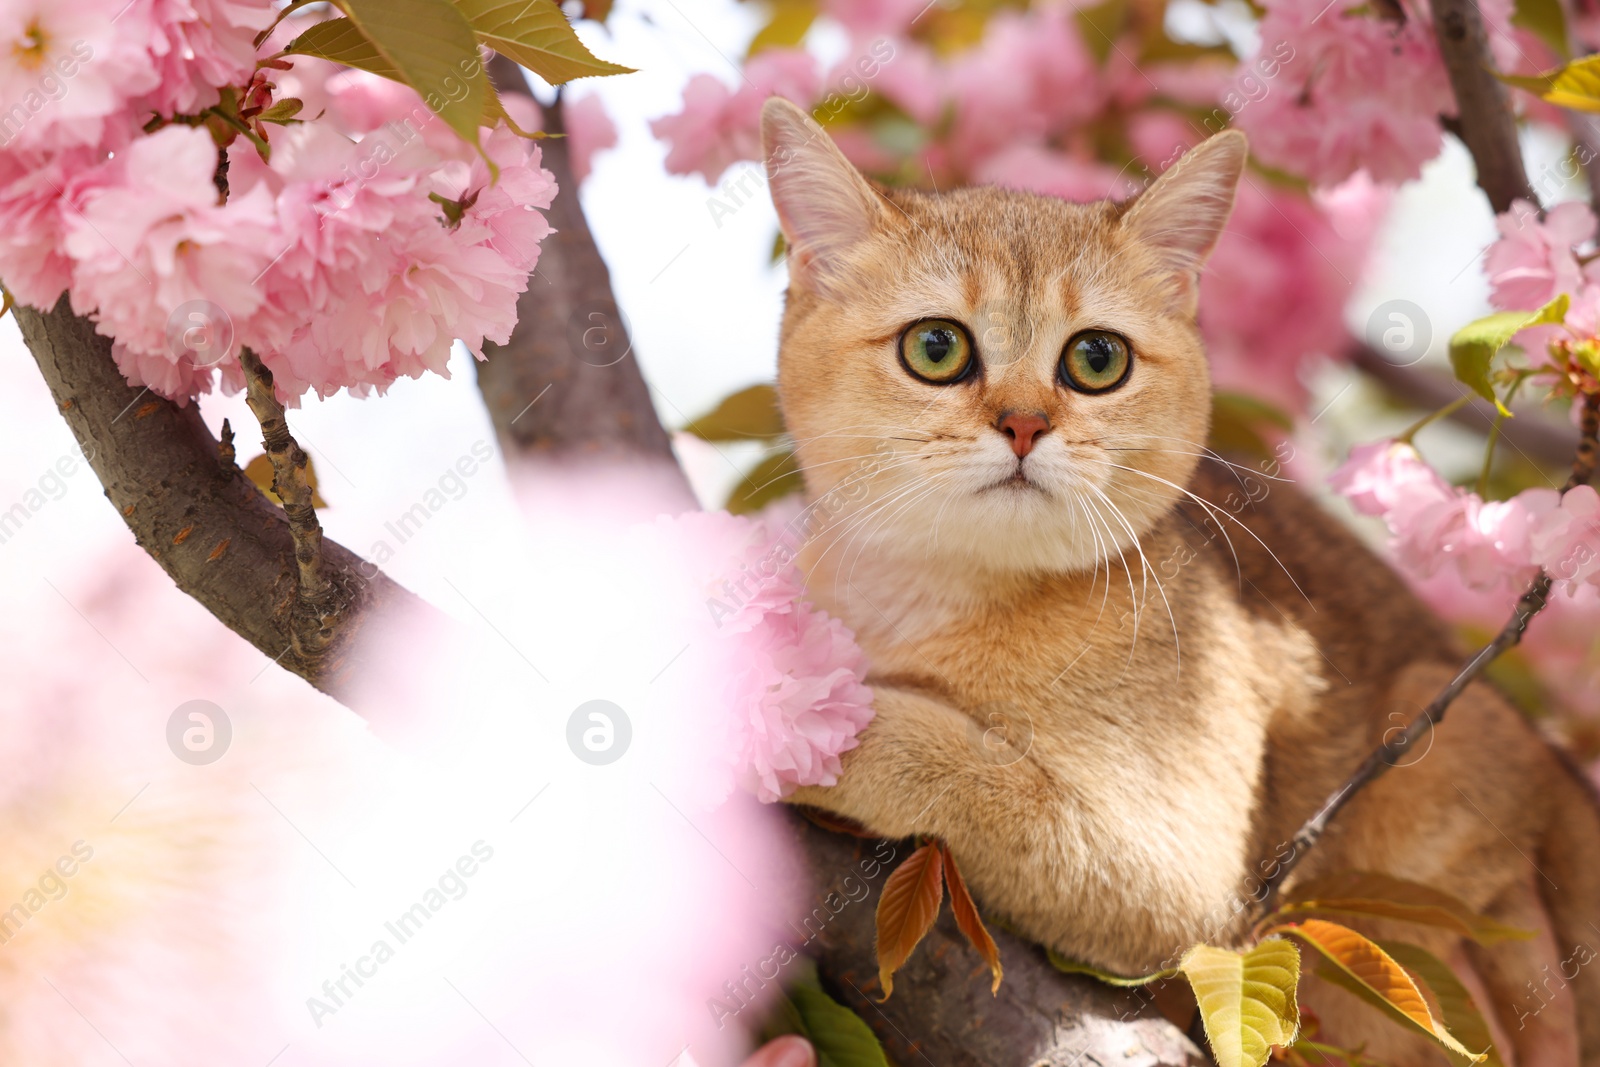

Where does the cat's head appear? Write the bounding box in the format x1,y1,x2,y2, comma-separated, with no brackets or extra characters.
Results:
761,97,1246,576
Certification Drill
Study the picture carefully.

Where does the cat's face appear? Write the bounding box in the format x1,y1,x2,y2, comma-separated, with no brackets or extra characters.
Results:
762,99,1246,576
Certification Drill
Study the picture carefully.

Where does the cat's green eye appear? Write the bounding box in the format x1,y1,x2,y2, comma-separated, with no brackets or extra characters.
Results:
900,319,975,384
1060,330,1131,393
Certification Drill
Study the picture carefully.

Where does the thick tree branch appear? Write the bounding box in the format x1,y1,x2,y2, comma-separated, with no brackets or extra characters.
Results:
478,56,686,486
1431,0,1536,212
14,297,430,700
792,820,1206,1067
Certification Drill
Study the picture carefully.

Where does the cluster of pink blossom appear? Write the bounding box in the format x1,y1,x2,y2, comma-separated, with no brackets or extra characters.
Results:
0,4,560,401
1234,0,1547,187
648,3,1384,411
1484,198,1600,339
1331,439,1600,593
676,508,875,804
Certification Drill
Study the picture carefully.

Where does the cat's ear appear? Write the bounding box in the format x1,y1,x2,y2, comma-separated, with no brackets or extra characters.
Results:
761,97,887,291
1120,130,1247,282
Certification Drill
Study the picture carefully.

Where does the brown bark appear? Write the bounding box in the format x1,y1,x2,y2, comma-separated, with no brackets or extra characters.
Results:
14,297,430,700
1431,0,1536,213
792,821,1207,1066
476,56,687,493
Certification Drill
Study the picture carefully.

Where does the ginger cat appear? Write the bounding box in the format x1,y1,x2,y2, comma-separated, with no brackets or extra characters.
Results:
759,97,1600,1067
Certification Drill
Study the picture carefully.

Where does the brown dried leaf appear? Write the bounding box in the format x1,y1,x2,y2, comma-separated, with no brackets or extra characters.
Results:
874,842,944,999
940,842,1002,994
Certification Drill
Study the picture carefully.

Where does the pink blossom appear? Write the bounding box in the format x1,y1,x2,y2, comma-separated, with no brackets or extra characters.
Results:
130,0,274,118
64,126,280,400
820,0,930,36
1531,484,1600,589
1328,439,1452,516
1199,177,1380,409
247,122,555,398
1331,440,1600,595
564,92,619,184
651,49,821,184
1485,199,1595,311
676,510,876,804
945,6,1101,167
1237,0,1454,185
0,0,159,153
974,145,1138,202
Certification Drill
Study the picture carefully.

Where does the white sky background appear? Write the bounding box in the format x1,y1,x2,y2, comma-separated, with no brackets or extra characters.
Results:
0,0,1592,606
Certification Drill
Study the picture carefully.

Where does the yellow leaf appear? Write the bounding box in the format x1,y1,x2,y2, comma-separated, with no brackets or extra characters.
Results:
1179,940,1301,1067
1274,920,1484,1062
242,454,329,508
748,0,816,56
874,843,944,999
1380,941,1502,1067
1278,871,1533,946
1501,56,1600,111
940,843,1002,994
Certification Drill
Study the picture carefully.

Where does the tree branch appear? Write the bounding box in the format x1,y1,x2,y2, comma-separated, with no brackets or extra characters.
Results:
1348,343,1577,469
478,56,687,486
1431,0,1536,212
1257,389,1600,914
792,820,1207,1067
239,347,343,662
14,297,431,701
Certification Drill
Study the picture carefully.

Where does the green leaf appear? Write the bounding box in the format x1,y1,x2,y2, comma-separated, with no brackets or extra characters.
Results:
255,98,305,124
317,0,488,150
1210,391,1294,458
454,0,634,84
1277,871,1534,946
1047,949,1179,987
1380,941,1502,1067
727,449,802,515
1511,0,1570,58
684,383,785,442
1501,56,1600,111
761,960,889,1067
1274,920,1483,1062
1448,295,1568,414
1179,940,1302,1067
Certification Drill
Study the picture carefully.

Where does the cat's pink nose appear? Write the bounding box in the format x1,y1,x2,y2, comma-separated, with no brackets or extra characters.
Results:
998,411,1050,458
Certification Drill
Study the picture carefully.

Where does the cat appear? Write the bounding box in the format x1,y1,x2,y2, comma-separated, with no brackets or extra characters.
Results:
759,96,1600,1067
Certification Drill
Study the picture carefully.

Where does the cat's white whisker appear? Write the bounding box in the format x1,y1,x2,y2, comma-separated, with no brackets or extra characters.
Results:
1103,461,1314,609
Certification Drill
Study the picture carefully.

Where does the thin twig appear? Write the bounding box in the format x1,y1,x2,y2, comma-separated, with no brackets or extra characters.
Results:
1257,391,1600,916
239,348,340,642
